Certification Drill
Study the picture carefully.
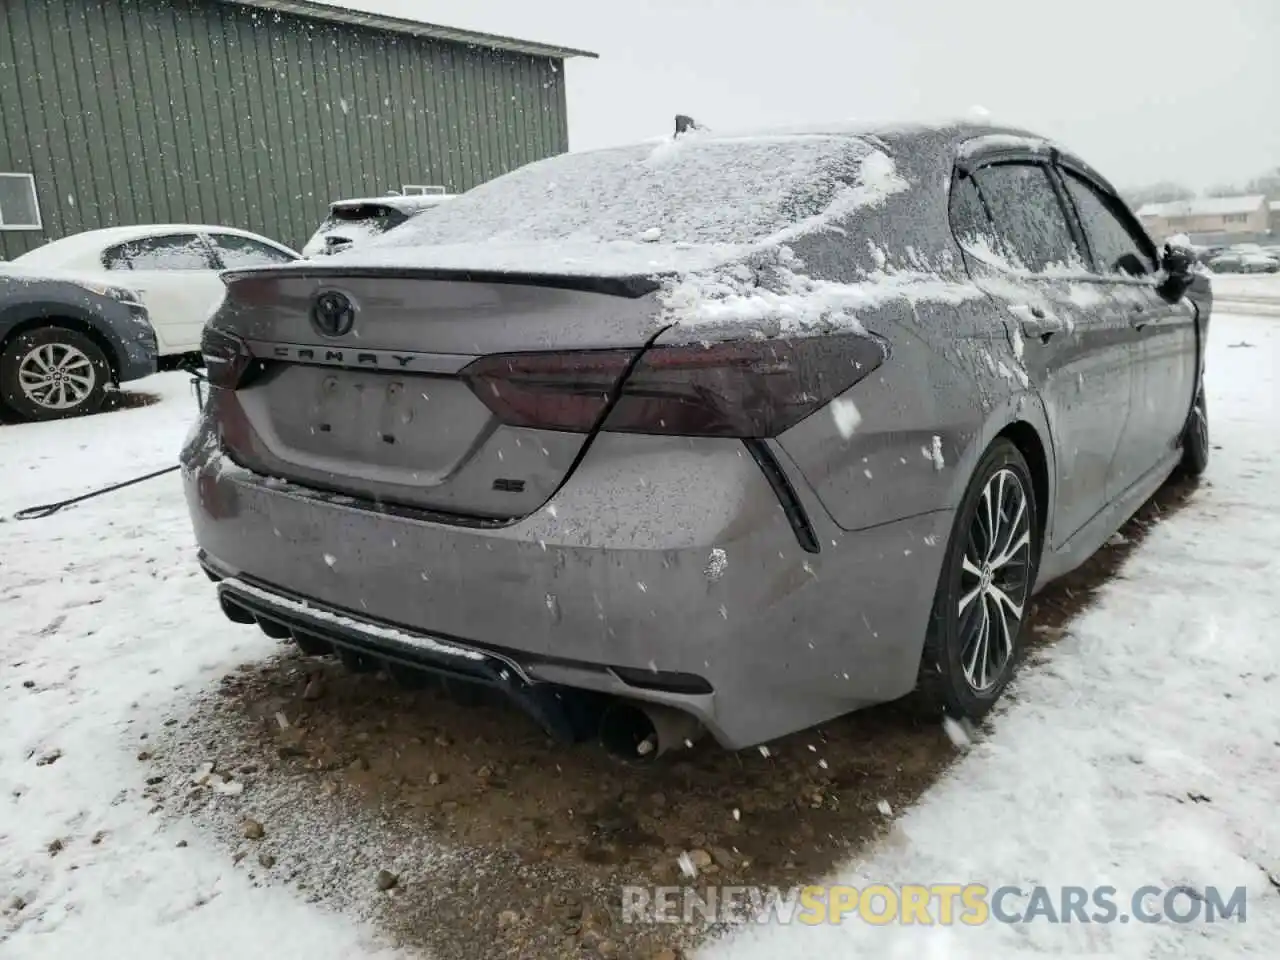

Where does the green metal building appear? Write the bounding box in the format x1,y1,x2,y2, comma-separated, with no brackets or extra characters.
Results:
0,0,596,260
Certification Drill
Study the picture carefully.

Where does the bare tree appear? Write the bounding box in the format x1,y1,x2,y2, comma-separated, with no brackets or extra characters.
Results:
1204,183,1244,198
1244,168,1280,201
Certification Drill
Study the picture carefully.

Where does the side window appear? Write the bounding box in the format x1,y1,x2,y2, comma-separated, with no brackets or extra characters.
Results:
208,233,297,269
1060,171,1157,277
102,234,214,271
971,163,1084,273
948,172,999,253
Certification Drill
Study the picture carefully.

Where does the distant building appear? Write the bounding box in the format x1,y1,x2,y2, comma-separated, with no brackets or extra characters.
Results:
1271,201,1280,234
0,0,597,259
1136,195,1270,243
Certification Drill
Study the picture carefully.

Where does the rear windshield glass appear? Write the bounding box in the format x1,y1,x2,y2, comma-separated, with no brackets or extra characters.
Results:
321,205,409,234
377,135,876,248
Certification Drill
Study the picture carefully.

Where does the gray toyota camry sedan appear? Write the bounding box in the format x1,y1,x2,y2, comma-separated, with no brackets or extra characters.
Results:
182,122,1210,756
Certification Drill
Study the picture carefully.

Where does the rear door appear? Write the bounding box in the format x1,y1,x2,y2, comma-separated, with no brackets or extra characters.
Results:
1054,164,1197,490
950,155,1134,548
102,233,224,353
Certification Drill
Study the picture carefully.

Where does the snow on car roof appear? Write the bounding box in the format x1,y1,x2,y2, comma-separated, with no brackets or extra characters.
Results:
13,224,295,267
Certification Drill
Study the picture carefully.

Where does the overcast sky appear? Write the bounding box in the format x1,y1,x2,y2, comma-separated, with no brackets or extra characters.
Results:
321,0,1277,193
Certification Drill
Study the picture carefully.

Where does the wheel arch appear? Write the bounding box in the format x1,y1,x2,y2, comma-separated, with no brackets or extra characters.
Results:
998,420,1050,554
0,315,122,384
945,392,1057,559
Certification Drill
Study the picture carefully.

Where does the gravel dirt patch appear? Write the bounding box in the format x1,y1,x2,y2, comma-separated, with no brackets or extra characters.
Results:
147,476,1200,960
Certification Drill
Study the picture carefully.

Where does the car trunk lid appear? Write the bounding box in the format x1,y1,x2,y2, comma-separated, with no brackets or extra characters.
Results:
208,266,665,521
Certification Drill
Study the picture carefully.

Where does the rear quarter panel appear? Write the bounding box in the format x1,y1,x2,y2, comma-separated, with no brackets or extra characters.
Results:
776,296,1037,532
771,128,1044,532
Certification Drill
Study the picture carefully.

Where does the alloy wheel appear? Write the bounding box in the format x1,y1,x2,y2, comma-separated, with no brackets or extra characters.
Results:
957,467,1033,693
17,342,97,410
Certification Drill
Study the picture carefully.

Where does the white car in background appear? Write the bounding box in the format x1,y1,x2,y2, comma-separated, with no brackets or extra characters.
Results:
7,225,300,362
301,194,455,257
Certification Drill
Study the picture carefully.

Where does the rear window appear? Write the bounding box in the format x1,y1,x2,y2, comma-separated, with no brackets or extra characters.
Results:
375,135,879,248
321,204,410,235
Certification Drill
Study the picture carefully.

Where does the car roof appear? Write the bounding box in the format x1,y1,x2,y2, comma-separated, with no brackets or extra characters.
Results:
13,224,297,266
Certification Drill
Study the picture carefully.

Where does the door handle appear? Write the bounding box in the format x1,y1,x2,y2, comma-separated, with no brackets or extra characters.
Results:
1017,305,1064,340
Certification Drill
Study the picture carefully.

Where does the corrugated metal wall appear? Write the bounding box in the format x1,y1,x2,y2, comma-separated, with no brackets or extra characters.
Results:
0,0,570,259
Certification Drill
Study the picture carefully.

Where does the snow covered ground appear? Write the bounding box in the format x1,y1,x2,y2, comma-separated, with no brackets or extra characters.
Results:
2,310,1278,958
1205,273,1280,315
0,377,404,959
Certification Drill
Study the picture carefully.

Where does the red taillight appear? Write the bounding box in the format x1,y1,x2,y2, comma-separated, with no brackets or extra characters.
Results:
200,327,254,389
459,349,636,433
462,334,886,439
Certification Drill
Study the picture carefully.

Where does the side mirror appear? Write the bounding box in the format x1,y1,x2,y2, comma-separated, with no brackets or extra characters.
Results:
1157,243,1195,300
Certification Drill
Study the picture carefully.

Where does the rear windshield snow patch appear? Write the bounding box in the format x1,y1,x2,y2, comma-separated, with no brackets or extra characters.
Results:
221,578,487,662
329,136,903,256
658,250,984,340
290,142,914,285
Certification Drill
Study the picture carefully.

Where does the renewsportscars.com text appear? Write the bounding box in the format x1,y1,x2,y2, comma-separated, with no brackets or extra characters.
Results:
621,883,1249,926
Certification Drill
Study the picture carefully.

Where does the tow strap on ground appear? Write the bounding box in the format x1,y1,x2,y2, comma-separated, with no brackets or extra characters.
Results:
11,465,183,521
9,373,206,522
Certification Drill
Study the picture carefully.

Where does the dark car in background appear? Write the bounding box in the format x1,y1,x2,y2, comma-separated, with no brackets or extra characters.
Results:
1207,248,1280,274
183,122,1208,755
0,273,157,420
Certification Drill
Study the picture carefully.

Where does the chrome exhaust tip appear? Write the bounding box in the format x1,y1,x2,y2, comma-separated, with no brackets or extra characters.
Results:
598,701,704,762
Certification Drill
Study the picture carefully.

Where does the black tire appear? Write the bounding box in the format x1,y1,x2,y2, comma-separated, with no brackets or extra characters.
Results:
1177,379,1209,478
0,326,112,422
917,438,1040,720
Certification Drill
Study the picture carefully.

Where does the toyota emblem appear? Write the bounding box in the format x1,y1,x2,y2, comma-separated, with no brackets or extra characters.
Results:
311,290,356,337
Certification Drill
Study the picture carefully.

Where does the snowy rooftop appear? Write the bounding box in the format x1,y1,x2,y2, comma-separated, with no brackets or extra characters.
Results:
1136,195,1267,218
215,0,598,59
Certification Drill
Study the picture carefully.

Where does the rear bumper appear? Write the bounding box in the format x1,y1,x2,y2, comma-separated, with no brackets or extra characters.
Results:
210,569,597,742
181,420,953,748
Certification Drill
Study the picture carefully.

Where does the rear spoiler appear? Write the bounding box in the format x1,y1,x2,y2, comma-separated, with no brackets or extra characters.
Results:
220,264,663,299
